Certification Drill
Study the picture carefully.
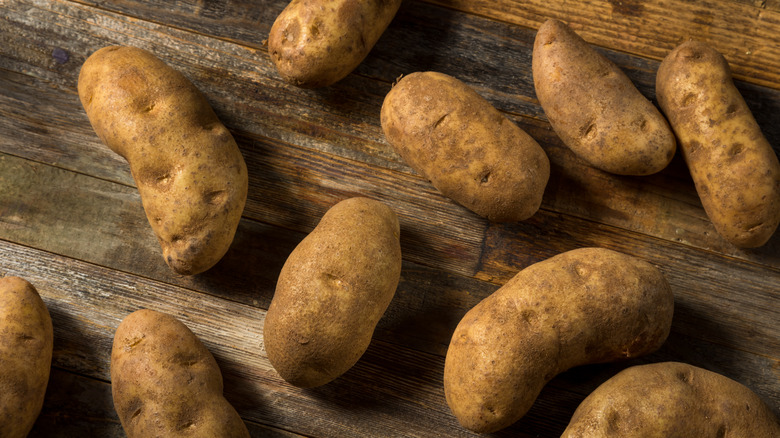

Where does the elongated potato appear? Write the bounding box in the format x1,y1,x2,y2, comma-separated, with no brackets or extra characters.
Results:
269,0,402,88
656,40,780,248
533,19,676,175
264,197,402,387
562,362,780,437
444,248,674,433
78,46,248,275
381,71,550,222
0,276,53,438
111,309,249,438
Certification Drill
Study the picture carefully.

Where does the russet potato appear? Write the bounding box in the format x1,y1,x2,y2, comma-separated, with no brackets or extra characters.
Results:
444,248,674,433
656,40,780,248
78,46,248,275
111,309,250,437
264,197,402,387
381,71,550,222
533,19,676,175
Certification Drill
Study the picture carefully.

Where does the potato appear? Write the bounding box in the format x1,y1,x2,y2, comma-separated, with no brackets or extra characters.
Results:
381,71,550,222
111,309,249,437
264,197,402,387
562,362,780,437
268,0,402,88
78,46,248,275
533,19,676,175
0,276,53,438
443,247,674,433
656,40,780,248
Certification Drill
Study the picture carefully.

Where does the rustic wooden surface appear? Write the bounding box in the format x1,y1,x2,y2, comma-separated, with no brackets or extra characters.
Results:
1,0,778,436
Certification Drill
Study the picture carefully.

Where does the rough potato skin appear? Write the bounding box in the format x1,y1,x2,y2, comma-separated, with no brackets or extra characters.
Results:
264,197,402,387
269,0,402,88
562,362,780,437
443,248,674,434
111,309,249,438
381,71,550,222
0,277,53,438
656,40,780,248
78,46,248,275
533,19,676,175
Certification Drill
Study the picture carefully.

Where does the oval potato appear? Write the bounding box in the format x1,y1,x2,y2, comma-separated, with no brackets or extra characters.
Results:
533,19,676,175
111,309,250,437
264,197,402,387
443,248,674,433
0,276,53,438
381,71,550,222
269,0,402,88
656,40,780,248
562,362,780,437
78,46,248,275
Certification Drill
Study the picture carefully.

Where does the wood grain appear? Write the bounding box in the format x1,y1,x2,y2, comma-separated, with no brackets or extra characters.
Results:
2,239,778,437
0,0,778,436
2,0,779,271
424,0,780,90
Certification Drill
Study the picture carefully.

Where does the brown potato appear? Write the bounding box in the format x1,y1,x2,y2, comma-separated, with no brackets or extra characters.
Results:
381,71,550,222
111,309,249,437
656,40,780,248
268,0,402,88
0,276,53,438
264,197,402,387
562,362,780,437
78,46,248,275
533,19,676,175
443,248,674,433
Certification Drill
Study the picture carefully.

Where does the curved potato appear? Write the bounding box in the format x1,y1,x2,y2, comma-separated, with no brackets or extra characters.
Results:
0,276,53,438
269,0,402,88
533,19,676,175
264,197,402,387
381,71,550,222
443,248,674,433
111,309,249,438
656,40,780,248
78,46,248,275
562,362,780,437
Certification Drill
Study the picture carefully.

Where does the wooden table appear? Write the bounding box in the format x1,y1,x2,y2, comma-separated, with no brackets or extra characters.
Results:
1,0,778,436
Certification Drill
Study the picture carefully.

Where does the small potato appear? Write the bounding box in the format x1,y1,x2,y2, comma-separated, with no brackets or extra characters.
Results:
111,309,249,438
562,362,780,437
268,0,402,88
381,71,550,222
0,276,53,438
443,248,674,433
264,197,402,387
533,19,676,175
656,40,780,248
78,46,248,275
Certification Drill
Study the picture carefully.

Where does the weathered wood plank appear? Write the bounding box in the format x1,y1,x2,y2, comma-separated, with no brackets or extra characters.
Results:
69,0,780,90
423,0,780,90
1,0,778,437
2,0,779,273
1,239,778,437
1,152,778,372
28,368,308,437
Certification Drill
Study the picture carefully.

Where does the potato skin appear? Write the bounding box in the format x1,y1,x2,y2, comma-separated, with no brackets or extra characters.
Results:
264,197,402,387
78,46,248,275
562,362,780,437
656,41,780,248
443,248,674,433
381,71,550,222
0,277,53,438
533,19,676,175
111,309,249,438
269,0,402,88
